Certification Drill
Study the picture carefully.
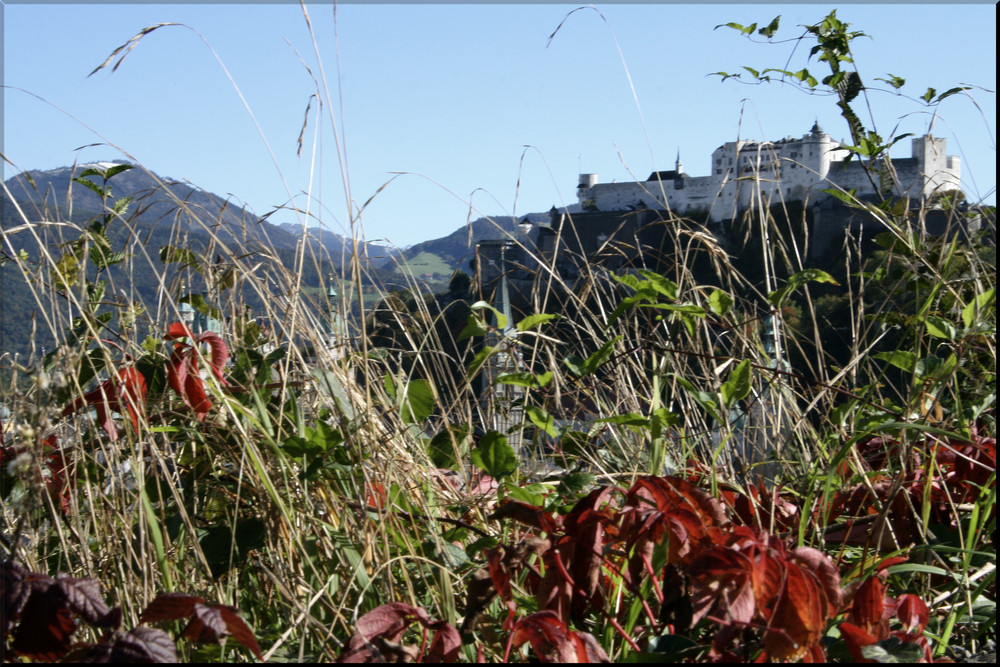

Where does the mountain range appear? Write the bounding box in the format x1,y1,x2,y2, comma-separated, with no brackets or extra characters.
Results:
0,162,559,358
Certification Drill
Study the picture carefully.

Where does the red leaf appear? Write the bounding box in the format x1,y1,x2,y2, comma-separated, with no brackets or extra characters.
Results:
338,602,458,663
55,574,118,628
763,564,827,661
424,619,462,663
2,560,36,634
491,499,563,534
849,576,888,639
509,611,577,663
181,602,229,644
196,331,229,383
111,626,179,663
570,630,611,662
165,322,194,340
62,367,148,441
10,582,77,661
217,604,263,660
790,546,843,615
839,621,878,663
355,602,423,643
895,594,929,635
139,592,205,623
687,547,757,626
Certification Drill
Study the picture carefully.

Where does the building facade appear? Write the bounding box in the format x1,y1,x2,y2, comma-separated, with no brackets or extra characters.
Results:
576,123,962,222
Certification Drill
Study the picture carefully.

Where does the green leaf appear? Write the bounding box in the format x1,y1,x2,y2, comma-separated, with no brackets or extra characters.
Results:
427,426,470,470
715,22,748,33
595,413,650,428
768,268,839,307
921,87,936,103
179,293,222,321
471,431,517,478
821,187,860,206
516,313,560,332
525,406,558,437
879,74,906,90
962,288,995,329
876,350,918,373
933,86,971,103
466,345,497,379
924,316,956,341
103,163,134,180
458,313,489,341
111,196,133,216
860,637,926,663
638,270,679,300
496,371,552,388
915,353,957,381
159,245,200,266
708,289,733,318
470,300,507,330
720,359,752,409
674,375,722,423
565,336,621,376
556,472,595,497
757,15,780,38
400,378,435,424
72,176,106,198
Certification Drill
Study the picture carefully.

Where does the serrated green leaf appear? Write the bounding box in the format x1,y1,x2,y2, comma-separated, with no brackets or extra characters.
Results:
103,163,133,180
72,176,106,198
112,196,133,216
471,431,517,478
557,472,595,497
159,245,200,266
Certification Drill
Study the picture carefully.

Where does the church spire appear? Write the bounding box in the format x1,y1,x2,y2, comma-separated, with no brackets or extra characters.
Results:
675,149,683,175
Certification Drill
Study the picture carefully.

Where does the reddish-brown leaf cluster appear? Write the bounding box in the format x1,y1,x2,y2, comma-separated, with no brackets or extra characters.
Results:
61,367,148,442
839,570,934,662
337,602,460,663
1,560,261,663
454,475,869,662
825,426,996,549
165,322,230,421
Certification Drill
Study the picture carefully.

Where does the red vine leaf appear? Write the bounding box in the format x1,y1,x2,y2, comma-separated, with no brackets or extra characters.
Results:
165,323,229,421
895,594,929,635
111,626,179,663
62,367,148,441
139,592,205,623
55,574,119,629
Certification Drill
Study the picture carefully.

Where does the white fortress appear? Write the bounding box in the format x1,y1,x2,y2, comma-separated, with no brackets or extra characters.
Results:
576,123,962,221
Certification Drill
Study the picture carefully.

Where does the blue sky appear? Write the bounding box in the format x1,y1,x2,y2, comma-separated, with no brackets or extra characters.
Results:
3,2,996,247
